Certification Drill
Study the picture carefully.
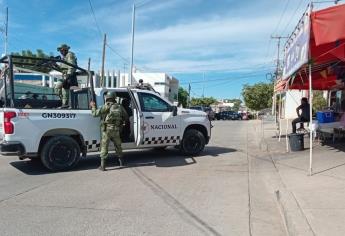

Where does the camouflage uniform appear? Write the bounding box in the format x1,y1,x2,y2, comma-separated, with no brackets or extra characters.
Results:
56,44,78,106
91,92,128,170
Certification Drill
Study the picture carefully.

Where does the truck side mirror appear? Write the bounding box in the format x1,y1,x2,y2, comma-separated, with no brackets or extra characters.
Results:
172,106,178,116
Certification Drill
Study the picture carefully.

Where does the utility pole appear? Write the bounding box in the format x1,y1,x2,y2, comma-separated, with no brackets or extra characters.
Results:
5,7,8,55
188,83,191,107
129,3,136,86
87,57,91,87
202,72,205,98
123,63,127,74
100,33,106,87
271,35,288,79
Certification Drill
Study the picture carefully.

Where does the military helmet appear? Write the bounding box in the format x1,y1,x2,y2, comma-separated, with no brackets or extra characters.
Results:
105,92,116,101
57,43,70,52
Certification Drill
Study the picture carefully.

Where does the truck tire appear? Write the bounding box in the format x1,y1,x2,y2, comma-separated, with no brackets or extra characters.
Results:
41,136,81,171
180,129,205,155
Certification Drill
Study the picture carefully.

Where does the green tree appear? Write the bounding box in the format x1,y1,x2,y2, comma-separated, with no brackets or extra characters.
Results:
242,82,273,111
313,91,327,112
178,87,189,107
12,49,54,73
190,97,217,107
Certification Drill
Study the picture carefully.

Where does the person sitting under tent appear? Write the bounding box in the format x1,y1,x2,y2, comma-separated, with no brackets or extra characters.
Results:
292,97,310,133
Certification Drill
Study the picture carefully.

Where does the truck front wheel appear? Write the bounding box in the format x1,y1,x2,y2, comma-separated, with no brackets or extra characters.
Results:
41,136,81,171
181,129,205,155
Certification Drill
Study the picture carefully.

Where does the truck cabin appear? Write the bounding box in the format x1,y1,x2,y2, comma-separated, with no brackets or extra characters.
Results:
0,55,93,110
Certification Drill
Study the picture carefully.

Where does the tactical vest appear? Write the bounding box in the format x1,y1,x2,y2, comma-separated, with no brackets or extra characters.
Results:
104,103,122,127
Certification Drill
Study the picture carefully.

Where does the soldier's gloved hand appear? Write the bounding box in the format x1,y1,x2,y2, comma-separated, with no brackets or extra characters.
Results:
90,101,96,108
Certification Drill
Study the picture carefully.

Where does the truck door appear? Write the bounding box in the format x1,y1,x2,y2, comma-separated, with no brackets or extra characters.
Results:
137,91,181,146
127,88,143,146
70,88,101,152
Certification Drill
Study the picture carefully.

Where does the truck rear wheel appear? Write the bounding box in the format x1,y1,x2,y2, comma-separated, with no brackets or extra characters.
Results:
181,129,205,155
41,136,81,171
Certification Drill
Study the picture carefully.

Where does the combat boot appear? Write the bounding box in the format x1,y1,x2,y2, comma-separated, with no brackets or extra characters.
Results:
98,159,106,171
118,156,124,167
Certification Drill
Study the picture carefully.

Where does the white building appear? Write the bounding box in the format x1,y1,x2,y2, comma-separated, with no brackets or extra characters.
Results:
112,72,179,102
120,73,178,102
14,70,179,103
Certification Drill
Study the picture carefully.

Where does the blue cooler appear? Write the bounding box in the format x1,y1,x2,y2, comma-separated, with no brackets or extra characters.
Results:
316,111,335,123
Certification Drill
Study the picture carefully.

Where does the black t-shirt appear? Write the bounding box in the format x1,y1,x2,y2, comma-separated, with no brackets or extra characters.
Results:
298,103,310,120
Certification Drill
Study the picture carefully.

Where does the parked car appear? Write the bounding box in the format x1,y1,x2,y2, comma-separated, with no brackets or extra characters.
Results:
189,106,215,120
229,111,242,120
218,111,232,120
216,111,242,120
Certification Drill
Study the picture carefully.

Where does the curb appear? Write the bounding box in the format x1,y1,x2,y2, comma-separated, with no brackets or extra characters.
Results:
275,189,315,236
255,121,315,236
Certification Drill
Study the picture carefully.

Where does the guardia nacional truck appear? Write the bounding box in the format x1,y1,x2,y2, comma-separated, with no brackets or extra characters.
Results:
0,55,211,171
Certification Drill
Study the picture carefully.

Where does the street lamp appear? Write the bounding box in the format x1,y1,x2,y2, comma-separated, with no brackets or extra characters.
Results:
129,3,136,86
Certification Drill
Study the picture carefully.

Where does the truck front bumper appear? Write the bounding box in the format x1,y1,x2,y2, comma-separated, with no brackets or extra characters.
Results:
0,141,25,156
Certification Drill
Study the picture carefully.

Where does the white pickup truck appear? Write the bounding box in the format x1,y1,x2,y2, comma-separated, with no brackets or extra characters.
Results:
0,55,211,171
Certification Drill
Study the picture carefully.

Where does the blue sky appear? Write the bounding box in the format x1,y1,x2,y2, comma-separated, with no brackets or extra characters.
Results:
0,0,338,99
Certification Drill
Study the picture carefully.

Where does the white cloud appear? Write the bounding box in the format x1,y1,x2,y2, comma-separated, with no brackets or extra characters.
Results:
48,0,317,73
105,14,278,72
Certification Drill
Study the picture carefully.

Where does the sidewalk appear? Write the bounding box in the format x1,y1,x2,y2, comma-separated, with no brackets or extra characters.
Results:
259,119,345,236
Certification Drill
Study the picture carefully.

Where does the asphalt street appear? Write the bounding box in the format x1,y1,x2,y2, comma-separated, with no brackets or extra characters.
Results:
0,121,287,236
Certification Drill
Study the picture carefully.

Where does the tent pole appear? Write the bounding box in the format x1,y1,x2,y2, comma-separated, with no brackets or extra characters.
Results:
309,62,313,176
308,1,313,177
278,93,282,141
286,118,289,152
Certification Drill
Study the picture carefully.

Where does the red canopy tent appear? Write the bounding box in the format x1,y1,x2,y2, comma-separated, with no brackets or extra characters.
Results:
275,3,345,175
284,4,345,90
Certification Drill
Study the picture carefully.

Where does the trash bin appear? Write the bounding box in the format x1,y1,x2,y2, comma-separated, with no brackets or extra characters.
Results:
288,133,304,151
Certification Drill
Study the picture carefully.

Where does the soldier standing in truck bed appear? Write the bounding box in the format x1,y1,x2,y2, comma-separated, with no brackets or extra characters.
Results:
56,44,78,106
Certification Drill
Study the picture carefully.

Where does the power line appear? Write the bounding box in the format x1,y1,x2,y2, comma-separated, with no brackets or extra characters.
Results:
88,0,103,38
87,0,135,65
313,0,343,3
140,61,275,74
106,43,130,63
265,0,291,63
205,75,259,89
180,70,272,85
186,73,267,96
135,0,156,8
179,64,274,83
190,89,202,98
281,0,306,37
272,0,291,36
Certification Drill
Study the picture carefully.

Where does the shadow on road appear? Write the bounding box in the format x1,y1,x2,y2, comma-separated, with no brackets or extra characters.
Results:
10,146,236,175
323,142,345,152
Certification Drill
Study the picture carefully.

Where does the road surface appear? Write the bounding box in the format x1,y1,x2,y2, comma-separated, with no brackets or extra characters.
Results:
0,120,286,236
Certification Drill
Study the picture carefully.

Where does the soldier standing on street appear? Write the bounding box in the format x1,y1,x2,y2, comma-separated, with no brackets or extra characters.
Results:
56,44,78,106
90,92,128,171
